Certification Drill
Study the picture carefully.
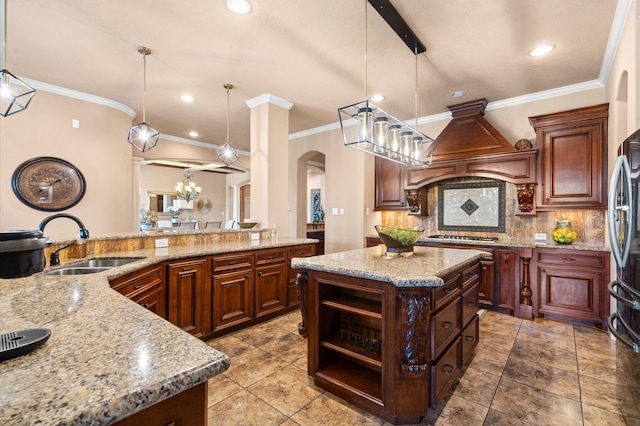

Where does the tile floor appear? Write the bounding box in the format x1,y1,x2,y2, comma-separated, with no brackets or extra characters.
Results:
206,310,640,425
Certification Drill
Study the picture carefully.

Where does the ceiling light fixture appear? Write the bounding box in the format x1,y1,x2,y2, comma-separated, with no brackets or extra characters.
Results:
371,94,384,102
217,83,239,166
450,90,466,98
127,46,159,152
529,45,554,57
338,0,434,167
226,0,251,15
0,0,35,117
175,163,201,202
181,94,195,103
188,131,199,137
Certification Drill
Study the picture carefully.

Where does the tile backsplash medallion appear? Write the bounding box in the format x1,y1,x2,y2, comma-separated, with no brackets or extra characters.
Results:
382,178,606,246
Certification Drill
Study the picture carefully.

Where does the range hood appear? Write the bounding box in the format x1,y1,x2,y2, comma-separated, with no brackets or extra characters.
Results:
404,98,537,215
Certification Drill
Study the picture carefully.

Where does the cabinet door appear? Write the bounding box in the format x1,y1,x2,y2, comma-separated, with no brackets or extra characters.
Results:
374,157,407,211
255,262,288,317
530,104,608,210
537,265,604,322
167,258,205,337
479,258,494,307
211,269,254,332
495,249,517,313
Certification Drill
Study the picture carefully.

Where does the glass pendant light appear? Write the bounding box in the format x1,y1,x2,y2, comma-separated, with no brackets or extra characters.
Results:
0,0,35,117
217,83,239,166
127,46,159,152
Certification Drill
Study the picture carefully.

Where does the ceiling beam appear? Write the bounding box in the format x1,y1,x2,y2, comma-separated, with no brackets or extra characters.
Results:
367,0,426,54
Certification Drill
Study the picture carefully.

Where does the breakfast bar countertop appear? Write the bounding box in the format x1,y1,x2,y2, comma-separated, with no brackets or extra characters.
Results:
0,237,315,425
291,245,487,287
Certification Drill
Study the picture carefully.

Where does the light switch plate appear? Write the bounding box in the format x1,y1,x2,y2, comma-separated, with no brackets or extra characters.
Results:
251,233,260,240
155,238,168,248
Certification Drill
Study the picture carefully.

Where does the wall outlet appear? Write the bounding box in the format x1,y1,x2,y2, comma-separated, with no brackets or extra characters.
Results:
155,238,169,248
534,233,547,243
251,233,260,240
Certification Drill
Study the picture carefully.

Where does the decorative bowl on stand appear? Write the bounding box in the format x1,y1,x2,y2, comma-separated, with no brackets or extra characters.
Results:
375,225,425,257
237,222,258,229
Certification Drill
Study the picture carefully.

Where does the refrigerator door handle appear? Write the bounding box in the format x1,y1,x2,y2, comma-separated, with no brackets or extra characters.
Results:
608,313,640,353
609,280,640,310
608,155,633,267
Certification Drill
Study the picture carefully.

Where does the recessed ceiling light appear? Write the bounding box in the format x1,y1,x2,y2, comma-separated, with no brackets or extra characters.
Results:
529,45,554,57
227,0,251,15
450,90,466,98
181,94,195,103
371,94,384,102
188,131,199,137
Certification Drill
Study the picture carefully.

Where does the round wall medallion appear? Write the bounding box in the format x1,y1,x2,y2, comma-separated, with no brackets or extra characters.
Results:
196,197,212,214
12,157,86,211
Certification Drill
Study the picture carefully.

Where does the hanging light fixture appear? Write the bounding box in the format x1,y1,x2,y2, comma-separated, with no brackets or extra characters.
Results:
0,0,35,117
217,83,239,166
175,163,201,202
338,0,434,167
127,46,159,152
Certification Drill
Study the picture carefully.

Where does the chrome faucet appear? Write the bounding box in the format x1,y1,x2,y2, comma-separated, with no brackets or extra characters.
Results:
38,213,90,240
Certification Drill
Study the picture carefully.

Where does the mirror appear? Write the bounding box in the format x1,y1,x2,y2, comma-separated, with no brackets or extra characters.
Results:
147,191,179,217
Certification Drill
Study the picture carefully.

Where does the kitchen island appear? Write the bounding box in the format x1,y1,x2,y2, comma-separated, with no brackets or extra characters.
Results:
0,236,315,425
291,245,487,425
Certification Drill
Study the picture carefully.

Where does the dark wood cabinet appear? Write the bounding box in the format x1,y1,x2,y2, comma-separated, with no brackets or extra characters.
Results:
495,248,517,314
207,252,254,333
254,248,288,318
532,248,610,328
529,104,608,210
306,230,324,255
374,157,407,211
109,265,166,318
287,244,316,307
167,258,205,337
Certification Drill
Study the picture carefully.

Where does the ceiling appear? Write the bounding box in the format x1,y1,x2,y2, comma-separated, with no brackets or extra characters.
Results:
3,0,621,161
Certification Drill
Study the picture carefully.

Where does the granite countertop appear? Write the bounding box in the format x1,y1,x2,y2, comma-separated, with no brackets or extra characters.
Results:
291,245,487,287
0,237,314,425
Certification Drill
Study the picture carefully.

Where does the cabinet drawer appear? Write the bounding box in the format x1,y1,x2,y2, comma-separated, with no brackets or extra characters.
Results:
434,273,461,310
431,298,460,360
431,336,460,408
255,248,287,265
461,283,479,327
288,244,316,258
536,250,606,269
211,253,253,272
461,315,479,364
110,266,163,297
462,263,480,289
134,287,164,316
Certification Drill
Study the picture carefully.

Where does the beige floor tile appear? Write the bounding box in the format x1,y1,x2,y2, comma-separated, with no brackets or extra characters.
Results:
223,347,289,387
479,312,521,339
582,403,627,425
483,408,536,425
580,375,640,418
207,334,255,358
490,377,583,425
515,326,577,353
265,310,303,333
509,336,578,372
247,364,324,416
259,332,307,363
432,394,488,425
232,320,293,347
207,389,288,426
577,352,628,386
450,366,501,407
207,374,243,407
477,329,517,352
291,392,386,426
502,354,580,400
466,344,510,376
520,316,575,335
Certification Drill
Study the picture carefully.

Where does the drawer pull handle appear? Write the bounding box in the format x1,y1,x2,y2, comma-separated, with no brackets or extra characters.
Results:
443,287,454,294
466,302,475,307
133,283,146,289
267,256,275,259
442,321,453,329
142,303,149,308
441,365,454,375
258,271,263,276
245,273,250,278
465,336,475,342
563,258,576,262
228,261,238,265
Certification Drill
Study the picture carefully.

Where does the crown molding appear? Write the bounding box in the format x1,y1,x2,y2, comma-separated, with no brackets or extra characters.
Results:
245,93,294,110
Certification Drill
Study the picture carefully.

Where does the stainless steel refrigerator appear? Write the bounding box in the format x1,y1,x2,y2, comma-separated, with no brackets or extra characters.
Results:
607,129,640,398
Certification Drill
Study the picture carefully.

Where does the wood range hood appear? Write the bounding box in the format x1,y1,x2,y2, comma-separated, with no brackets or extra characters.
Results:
404,98,537,214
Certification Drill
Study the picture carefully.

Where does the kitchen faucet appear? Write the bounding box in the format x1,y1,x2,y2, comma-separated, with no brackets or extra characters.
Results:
38,213,90,240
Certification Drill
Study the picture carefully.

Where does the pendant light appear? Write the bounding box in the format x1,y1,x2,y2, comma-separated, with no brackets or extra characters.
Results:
217,83,239,166
0,0,35,117
127,46,159,152
175,163,201,202
337,0,434,167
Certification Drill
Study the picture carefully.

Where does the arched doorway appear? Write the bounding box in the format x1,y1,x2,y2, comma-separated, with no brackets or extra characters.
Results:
296,151,326,254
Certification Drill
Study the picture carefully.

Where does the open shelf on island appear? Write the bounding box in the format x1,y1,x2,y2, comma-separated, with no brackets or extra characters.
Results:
321,337,382,370
317,359,383,405
320,296,382,318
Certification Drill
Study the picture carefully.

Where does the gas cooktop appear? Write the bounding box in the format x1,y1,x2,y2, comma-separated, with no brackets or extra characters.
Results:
426,235,499,242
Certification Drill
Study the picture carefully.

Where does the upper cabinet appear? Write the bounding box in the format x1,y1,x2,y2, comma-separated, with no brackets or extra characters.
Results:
374,157,407,211
529,104,609,210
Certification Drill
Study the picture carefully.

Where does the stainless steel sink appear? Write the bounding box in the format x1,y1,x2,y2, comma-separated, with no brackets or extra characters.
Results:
70,257,145,268
45,267,111,275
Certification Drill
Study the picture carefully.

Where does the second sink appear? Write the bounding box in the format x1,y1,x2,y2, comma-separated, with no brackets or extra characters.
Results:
70,257,145,268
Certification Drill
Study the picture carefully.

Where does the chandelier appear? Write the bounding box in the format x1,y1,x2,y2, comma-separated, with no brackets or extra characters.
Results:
127,46,159,152
0,0,36,117
175,165,201,202
217,83,239,166
338,0,434,167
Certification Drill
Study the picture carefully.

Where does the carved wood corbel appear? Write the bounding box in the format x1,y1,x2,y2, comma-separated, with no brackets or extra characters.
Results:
516,184,536,213
295,271,309,337
404,188,428,216
399,290,430,375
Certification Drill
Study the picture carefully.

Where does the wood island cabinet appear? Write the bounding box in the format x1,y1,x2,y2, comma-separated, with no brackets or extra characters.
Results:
305,259,480,424
167,258,206,338
529,103,609,210
254,248,288,318
109,264,166,318
374,157,407,211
